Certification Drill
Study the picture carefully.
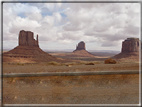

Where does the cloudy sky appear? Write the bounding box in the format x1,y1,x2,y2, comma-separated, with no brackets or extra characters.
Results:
3,2,140,52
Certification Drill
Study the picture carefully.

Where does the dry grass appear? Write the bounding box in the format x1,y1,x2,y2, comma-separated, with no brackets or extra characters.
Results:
3,62,139,74
47,61,61,66
16,63,25,66
3,74,139,104
85,62,95,65
46,61,81,66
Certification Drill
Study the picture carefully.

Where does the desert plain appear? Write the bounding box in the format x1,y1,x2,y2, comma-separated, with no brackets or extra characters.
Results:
2,51,140,105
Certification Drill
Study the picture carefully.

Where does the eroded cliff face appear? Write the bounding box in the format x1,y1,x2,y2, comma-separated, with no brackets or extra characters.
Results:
121,38,140,53
19,30,39,47
112,38,140,61
75,41,85,50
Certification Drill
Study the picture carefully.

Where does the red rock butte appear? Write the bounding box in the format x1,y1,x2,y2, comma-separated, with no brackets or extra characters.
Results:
121,38,139,53
72,41,95,57
75,41,86,50
19,30,39,47
113,38,140,61
3,30,67,63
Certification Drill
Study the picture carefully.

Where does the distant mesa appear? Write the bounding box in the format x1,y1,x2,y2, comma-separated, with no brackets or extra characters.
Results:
75,41,85,51
72,41,95,57
3,30,68,63
113,38,140,61
121,38,139,53
19,30,39,47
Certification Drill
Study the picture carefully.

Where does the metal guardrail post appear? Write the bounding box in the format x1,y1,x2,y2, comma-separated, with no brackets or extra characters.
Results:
3,70,140,78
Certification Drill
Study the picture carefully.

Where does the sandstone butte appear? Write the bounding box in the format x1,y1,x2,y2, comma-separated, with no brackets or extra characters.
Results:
112,38,140,61
72,41,95,57
3,30,69,63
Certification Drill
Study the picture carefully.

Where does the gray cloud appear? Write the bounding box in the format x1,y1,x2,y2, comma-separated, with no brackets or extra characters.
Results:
123,25,139,35
3,3,140,50
101,40,120,47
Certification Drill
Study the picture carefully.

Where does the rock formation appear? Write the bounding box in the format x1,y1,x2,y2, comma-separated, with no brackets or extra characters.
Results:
72,41,95,57
113,38,140,61
75,41,85,50
19,30,39,47
121,38,139,53
3,30,69,63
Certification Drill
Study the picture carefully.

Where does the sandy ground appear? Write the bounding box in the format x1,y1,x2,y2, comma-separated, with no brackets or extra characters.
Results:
3,62,139,74
3,74,139,104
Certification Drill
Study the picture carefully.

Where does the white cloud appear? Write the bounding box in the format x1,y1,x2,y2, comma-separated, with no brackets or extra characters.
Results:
42,15,54,27
62,3,140,48
8,17,40,34
3,3,140,51
26,12,42,21
53,12,62,22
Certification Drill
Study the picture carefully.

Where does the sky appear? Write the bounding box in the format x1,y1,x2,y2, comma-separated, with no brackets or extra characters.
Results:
2,1,141,52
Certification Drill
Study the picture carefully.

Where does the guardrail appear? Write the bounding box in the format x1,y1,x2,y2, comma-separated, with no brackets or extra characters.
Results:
3,70,140,78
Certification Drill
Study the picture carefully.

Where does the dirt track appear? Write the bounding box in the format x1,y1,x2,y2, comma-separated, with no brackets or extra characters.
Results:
3,73,139,104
